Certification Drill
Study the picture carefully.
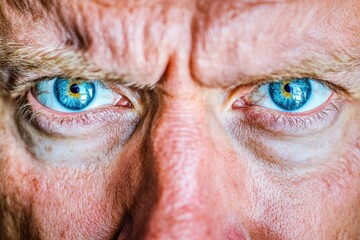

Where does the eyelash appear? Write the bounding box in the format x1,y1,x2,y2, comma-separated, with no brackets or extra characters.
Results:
15,75,343,135
16,87,137,136
249,101,338,125
235,93,342,134
228,77,346,132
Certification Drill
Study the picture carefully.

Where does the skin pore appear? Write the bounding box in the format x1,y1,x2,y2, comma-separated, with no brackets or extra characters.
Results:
0,0,360,239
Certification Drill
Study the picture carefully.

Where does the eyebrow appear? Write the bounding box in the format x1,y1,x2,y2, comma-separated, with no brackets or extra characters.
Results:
238,50,360,90
0,44,116,80
1,42,360,96
0,43,143,91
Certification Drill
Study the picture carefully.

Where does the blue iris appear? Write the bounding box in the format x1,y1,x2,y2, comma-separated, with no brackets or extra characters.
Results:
54,78,95,110
269,78,312,111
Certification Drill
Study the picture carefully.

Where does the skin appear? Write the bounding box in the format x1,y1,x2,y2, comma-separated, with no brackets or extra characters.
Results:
0,0,360,239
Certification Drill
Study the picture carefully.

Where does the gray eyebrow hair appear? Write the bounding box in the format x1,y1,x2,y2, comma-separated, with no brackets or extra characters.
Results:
0,43,147,96
3,1,359,95
195,47,360,95
1,42,360,96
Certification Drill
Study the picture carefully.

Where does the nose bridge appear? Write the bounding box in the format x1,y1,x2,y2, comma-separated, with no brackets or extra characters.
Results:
142,96,219,238
153,99,209,207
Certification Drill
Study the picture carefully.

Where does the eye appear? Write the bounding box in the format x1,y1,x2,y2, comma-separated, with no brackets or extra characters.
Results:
34,77,123,112
246,78,332,113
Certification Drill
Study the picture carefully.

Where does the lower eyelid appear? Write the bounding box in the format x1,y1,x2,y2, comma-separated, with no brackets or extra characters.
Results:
20,90,140,137
232,97,343,136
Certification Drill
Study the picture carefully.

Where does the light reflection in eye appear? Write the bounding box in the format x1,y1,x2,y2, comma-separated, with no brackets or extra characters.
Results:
248,78,332,113
34,77,123,113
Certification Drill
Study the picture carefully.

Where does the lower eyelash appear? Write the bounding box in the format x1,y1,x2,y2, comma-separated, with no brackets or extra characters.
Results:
17,100,94,134
273,104,338,127
15,91,138,137
239,100,342,135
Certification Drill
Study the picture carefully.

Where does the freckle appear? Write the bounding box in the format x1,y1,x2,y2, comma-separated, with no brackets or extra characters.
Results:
45,146,53,152
32,178,39,191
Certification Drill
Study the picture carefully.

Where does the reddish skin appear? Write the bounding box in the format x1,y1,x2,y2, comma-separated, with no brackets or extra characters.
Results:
0,0,360,239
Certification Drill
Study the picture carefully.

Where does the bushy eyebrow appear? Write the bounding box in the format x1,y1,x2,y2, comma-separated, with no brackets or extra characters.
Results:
1,42,359,95
0,44,115,79
238,50,360,89
0,43,145,96
1,0,360,95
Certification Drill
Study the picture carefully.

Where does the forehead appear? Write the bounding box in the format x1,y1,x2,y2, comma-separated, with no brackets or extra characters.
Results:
2,0,360,87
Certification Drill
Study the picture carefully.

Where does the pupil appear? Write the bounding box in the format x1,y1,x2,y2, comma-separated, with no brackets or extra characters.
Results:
284,84,291,93
70,84,80,94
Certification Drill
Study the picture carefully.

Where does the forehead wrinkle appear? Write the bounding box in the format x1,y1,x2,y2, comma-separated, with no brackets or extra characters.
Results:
191,0,360,91
2,0,91,50
52,2,93,50
3,0,55,15
190,0,299,85
193,45,360,91
195,0,293,19
0,2,190,91
4,0,359,94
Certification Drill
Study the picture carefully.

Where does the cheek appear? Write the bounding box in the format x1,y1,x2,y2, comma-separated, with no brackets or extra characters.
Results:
245,146,360,239
29,168,120,239
17,118,139,165
0,130,145,239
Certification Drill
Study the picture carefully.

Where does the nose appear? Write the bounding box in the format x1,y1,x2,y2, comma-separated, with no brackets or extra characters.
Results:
135,94,226,239
129,83,252,239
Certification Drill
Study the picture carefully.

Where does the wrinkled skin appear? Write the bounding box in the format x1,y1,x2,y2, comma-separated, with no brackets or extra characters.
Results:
0,0,360,239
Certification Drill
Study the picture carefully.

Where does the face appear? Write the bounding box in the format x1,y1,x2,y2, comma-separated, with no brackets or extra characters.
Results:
0,0,360,239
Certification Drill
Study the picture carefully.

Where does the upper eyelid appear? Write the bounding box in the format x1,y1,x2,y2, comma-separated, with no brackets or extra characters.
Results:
245,77,344,95
10,76,109,98
9,74,154,99
29,77,144,110
8,73,346,101
228,77,342,111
